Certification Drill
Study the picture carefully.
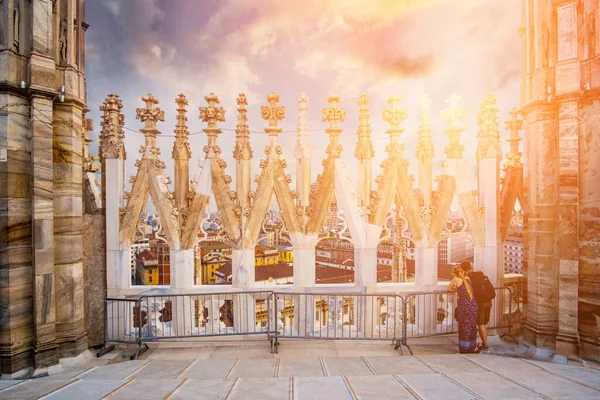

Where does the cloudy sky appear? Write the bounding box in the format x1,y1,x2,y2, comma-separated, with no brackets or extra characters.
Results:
85,0,522,199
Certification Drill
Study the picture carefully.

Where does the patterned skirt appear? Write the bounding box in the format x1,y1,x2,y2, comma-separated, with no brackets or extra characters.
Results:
457,283,479,353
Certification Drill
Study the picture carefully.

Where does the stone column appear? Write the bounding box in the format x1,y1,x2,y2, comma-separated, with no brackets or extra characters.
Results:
577,92,600,360
1,93,35,376
52,101,87,356
99,95,129,291
30,94,60,368
521,101,559,358
476,94,501,285
554,97,581,359
415,94,436,287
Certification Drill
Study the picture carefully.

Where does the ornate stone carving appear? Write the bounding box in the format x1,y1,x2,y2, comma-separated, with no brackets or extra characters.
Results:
504,107,523,168
294,93,311,159
59,17,68,63
354,94,374,160
476,94,501,161
416,94,434,161
99,94,126,160
172,94,192,160
382,96,408,135
441,94,466,159
200,93,226,159
233,93,253,160
136,94,165,157
261,93,285,134
323,95,345,159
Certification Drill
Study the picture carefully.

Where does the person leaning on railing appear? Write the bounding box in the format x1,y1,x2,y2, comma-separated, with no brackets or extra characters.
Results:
448,266,481,354
460,261,495,353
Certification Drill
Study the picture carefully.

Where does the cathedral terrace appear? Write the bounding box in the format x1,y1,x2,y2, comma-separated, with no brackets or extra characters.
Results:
1,1,600,397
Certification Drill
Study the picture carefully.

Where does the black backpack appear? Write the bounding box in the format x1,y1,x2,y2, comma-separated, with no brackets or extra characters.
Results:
469,271,496,302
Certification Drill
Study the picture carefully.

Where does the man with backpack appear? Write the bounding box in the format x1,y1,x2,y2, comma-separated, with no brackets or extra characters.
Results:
460,261,495,352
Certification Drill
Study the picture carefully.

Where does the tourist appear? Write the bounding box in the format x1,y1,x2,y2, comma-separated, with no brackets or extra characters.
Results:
460,261,495,353
448,265,480,353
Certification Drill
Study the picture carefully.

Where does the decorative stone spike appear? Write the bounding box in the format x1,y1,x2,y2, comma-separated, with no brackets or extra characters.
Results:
295,93,311,159
504,107,523,168
172,93,192,160
99,94,126,160
355,94,374,160
234,93,253,160
476,93,501,161
416,94,434,161
200,93,226,159
441,94,467,159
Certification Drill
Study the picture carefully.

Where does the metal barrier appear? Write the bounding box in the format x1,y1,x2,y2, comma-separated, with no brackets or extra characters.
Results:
98,287,516,358
136,291,274,341
267,292,405,354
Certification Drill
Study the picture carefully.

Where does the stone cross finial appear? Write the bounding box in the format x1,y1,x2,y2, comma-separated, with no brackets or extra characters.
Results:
382,95,407,135
261,92,285,134
441,93,466,159
136,94,164,156
234,93,252,160
477,93,501,160
295,93,311,159
416,94,434,161
99,94,126,160
322,95,345,131
504,107,523,167
200,92,226,132
355,94,374,160
173,94,191,160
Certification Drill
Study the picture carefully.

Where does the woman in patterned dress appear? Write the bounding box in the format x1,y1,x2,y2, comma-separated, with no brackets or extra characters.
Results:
448,265,481,353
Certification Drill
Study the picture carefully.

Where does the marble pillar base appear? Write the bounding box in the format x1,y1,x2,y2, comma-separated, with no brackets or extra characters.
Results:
232,249,255,289
56,319,88,358
522,321,558,358
556,332,581,360
170,249,194,289
33,342,59,370
0,348,34,376
415,246,437,286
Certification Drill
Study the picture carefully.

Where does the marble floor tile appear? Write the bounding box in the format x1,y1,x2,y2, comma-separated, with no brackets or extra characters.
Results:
228,377,290,400
45,366,91,380
366,356,435,375
398,373,474,400
80,360,149,380
294,376,353,400
498,369,600,399
0,380,76,400
462,354,542,372
322,357,374,376
417,354,484,373
228,358,276,378
346,375,415,400
277,340,338,359
180,359,236,380
107,378,185,400
44,379,127,399
526,361,600,388
148,347,215,360
278,358,325,377
209,346,278,360
130,359,195,380
445,371,541,399
0,381,21,390
334,342,399,358
169,378,235,400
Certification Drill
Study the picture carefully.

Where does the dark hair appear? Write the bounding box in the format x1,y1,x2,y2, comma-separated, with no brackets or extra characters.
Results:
460,261,472,272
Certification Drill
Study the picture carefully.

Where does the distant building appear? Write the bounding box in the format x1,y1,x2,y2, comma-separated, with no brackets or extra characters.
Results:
136,250,159,285
255,245,279,266
437,230,474,265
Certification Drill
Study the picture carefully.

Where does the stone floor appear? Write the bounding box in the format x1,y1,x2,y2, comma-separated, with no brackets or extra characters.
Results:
1,337,599,399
